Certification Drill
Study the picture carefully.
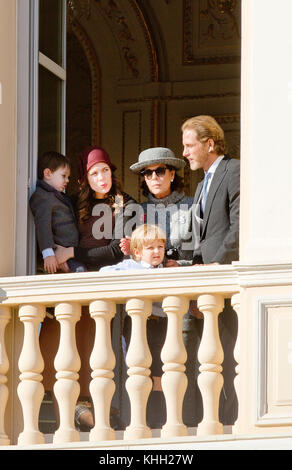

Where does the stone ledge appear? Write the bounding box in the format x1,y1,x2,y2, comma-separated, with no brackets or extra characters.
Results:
3,430,292,451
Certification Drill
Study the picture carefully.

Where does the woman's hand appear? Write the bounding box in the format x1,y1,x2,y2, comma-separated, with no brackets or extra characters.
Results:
189,300,204,319
165,259,179,267
119,236,131,255
55,245,74,264
59,261,70,273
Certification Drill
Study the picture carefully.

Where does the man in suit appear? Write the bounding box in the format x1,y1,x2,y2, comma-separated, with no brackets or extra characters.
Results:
182,115,240,424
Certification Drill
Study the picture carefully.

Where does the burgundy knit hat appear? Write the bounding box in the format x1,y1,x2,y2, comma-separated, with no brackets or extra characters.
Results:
78,146,116,182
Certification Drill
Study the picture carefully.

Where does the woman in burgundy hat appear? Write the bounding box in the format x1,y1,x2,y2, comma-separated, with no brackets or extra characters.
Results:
44,147,136,431
55,146,136,271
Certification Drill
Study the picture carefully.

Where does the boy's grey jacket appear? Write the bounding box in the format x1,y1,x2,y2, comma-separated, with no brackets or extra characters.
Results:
192,155,240,264
29,180,79,252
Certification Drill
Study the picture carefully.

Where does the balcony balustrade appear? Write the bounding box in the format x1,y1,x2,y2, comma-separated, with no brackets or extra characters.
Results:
1,263,292,449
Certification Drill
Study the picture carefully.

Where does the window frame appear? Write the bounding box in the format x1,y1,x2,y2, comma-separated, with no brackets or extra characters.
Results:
16,0,67,275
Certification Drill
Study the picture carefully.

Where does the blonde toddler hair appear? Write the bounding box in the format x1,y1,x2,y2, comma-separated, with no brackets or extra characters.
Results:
130,224,166,260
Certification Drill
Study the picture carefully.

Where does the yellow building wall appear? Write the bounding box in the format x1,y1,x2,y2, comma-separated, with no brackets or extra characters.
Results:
0,0,16,276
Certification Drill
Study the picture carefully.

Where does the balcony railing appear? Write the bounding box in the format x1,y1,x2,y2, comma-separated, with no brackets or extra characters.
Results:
1,263,289,448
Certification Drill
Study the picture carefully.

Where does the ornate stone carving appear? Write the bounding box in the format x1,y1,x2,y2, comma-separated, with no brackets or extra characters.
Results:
183,0,241,65
217,0,236,14
67,0,91,20
94,0,140,78
90,0,158,81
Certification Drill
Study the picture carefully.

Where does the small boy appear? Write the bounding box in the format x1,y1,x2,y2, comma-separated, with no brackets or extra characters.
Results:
29,151,86,273
100,223,166,272
100,224,167,428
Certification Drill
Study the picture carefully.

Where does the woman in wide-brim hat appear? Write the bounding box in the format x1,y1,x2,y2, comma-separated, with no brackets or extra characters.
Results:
122,147,198,429
122,147,193,261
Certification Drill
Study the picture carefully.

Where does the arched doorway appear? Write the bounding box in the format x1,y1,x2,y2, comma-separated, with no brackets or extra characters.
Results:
66,0,241,201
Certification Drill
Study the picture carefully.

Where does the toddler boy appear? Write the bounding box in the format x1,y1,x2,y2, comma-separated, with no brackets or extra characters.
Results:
100,224,167,428
29,151,86,273
100,223,166,272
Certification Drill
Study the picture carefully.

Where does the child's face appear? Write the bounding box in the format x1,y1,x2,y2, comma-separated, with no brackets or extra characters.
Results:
44,165,70,192
135,239,165,266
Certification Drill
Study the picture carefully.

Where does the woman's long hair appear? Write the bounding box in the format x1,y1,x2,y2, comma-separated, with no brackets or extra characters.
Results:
77,170,124,223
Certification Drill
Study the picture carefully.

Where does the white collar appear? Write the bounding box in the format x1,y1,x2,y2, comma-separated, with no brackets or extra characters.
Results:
140,260,163,269
205,155,224,175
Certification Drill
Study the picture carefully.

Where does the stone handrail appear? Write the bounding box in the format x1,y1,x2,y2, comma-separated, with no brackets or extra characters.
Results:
0,265,240,446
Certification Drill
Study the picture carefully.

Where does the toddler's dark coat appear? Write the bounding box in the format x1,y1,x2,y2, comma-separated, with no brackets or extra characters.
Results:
29,180,79,252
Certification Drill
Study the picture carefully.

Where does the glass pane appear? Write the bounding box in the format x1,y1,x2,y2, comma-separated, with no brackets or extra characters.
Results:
38,65,62,157
39,0,63,66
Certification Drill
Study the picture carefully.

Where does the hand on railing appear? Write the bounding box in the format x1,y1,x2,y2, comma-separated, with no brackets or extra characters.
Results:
44,255,59,274
164,259,179,267
43,254,70,273
59,262,70,273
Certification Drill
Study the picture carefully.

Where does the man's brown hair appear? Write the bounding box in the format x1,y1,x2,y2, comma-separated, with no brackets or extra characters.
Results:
182,115,227,155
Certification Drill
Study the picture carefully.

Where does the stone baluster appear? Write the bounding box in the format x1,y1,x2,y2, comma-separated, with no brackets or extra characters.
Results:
89,300,116,441
197,294,224,436
53,302,81,444
0,306,11,446
17,304,46,445
231,293,240,433
161,296,189,438
124,298,152,440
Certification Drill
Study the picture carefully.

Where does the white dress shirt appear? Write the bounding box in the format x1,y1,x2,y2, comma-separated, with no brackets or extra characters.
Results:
202,155,224,197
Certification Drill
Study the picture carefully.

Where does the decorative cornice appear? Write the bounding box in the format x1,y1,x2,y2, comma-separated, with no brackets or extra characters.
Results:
214,113,240,124
233,262,292,288
116,91,240,104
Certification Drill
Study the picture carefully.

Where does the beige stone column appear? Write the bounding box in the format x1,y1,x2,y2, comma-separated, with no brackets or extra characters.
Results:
89,300,116,442
124,298,152,440
0,0,16,277
0,306,11,445
161,296,189,438
240,0,292,263
53,303,81,444
17,304,46,445
197,294,224,436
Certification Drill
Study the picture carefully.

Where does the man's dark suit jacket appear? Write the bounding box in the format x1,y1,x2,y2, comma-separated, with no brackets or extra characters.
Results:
192,156,240,265
29,180,79,252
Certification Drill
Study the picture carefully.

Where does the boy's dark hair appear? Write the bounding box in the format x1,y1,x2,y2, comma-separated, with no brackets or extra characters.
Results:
38,151,71,179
